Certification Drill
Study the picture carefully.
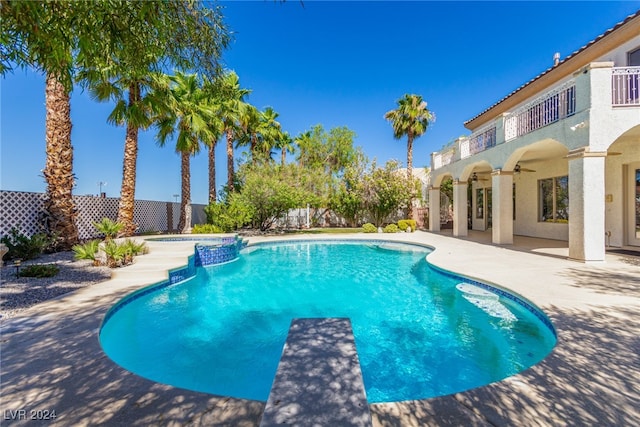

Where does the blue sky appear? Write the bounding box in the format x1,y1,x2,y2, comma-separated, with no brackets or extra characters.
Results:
2,1,639,205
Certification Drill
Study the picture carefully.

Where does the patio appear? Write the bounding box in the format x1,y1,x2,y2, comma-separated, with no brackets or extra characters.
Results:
1,231,638,426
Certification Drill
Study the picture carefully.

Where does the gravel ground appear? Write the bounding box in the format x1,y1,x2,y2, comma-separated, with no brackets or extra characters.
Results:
0,252,112,319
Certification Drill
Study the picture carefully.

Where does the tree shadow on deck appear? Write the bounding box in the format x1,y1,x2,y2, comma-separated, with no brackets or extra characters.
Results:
371,304,640,426
0,291,264,426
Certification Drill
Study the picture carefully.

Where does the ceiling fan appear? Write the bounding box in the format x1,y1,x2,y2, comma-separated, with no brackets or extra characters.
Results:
514,163,536,173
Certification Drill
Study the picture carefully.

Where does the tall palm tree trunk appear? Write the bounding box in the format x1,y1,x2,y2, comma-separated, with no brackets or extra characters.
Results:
407,133,414,219
250,134,257,160
42,73,79,250
117,82,140,236
177,150,192,233
208,142,216,203
226,128,235,192
281,148,286,166
406,133,414,182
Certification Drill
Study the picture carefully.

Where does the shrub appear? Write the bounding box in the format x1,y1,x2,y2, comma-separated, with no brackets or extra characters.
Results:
398,219,417,232
72,240,101,265
103,240,127,268
204,196,253,232
383,223,399,233
18,263,59,278
1,227,50,261
94,218,123,241
192,223,224,234
362,223,377,233
120,239,148,264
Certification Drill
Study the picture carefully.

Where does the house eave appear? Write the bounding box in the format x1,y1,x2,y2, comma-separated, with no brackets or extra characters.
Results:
464,10,640,132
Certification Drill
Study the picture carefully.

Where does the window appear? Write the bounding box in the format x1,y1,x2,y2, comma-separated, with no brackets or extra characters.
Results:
629,47,640,66
539,176,569,222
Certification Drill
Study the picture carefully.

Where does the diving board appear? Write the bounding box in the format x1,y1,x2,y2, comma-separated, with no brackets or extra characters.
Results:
259,318,372,426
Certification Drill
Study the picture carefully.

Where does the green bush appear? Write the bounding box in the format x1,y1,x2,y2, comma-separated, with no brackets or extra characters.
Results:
72,240,101,265
398,219,417,232
120,239,148,264
18,263,59,278
1,227,50,261
362,223,377,233
383,223,399,233
192,223,224,234
204,196,253,232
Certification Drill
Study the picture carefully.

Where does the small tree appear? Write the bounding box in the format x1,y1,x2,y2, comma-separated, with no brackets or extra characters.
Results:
330,149,368,227
236,162,309,231
362,160,415,227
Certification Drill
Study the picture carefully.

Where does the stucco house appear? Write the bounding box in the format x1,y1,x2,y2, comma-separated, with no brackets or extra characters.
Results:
429,10,640,262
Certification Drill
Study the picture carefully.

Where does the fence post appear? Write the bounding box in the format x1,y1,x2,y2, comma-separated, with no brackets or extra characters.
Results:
166,202,173,233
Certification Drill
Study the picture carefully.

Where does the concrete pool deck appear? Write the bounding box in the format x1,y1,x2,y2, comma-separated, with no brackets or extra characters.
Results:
1,231,638,426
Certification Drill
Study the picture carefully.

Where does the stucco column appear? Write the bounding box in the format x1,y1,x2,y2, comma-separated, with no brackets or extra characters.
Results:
428,186,441,232
452,179,468,237
568,149,606,262
491,169,513,245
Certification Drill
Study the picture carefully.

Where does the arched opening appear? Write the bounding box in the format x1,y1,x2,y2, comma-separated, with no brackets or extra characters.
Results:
605,124,640,247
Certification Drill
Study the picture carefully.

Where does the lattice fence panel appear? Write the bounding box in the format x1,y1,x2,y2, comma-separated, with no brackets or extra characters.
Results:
192,204,206,225
134,200,168,234
0,191,46,237
75,196,119,239
1,191,208,239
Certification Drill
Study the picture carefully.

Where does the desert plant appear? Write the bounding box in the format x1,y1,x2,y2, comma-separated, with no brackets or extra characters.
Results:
1,227,50,261
72,240,101,265
383,223,399,233
103,240,127,268
94,218,124,241
192,223,224,234
362,223,377,233
120,239,148,264
398,219,417,232
18,263,60,278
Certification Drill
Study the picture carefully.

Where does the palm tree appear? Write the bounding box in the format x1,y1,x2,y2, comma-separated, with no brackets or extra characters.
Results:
85,72,158,236
218,71,251,192
257,107,282,160
276,131,295,166
155,72,217,233
384,94,435,181
201,76,225,203
294,130,313,168
237,104,261,159
2,1,230,245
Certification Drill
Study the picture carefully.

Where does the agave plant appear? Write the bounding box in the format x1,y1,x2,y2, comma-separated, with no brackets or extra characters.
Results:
72,240,101,266
94,218,124,241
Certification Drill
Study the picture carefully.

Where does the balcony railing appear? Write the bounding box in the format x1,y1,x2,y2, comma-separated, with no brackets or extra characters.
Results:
467,124,496,157
612,66,640,106
432,66,639,171
504,80,576,141
433,147,455,169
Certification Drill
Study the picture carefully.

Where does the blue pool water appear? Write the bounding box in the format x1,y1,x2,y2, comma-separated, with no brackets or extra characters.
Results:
100,240,556,403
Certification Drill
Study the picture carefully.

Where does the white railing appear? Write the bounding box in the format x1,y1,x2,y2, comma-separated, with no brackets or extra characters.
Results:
433,147,455,170
612,66,640,106
466,124,497,157
504,80,576,141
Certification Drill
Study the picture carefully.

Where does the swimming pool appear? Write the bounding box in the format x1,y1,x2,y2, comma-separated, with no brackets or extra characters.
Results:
100,239,556,403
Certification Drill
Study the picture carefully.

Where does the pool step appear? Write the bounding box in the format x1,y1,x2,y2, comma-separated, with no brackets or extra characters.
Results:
259,318,372,427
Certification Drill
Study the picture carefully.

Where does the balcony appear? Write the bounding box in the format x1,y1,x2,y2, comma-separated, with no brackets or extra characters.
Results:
431,65,640,171
612,66,640,106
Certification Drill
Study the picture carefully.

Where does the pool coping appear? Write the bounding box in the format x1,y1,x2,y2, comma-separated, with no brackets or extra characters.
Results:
1,231,639,426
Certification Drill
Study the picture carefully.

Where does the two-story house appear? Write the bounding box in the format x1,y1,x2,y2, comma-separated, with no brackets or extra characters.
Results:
429,10,640,262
